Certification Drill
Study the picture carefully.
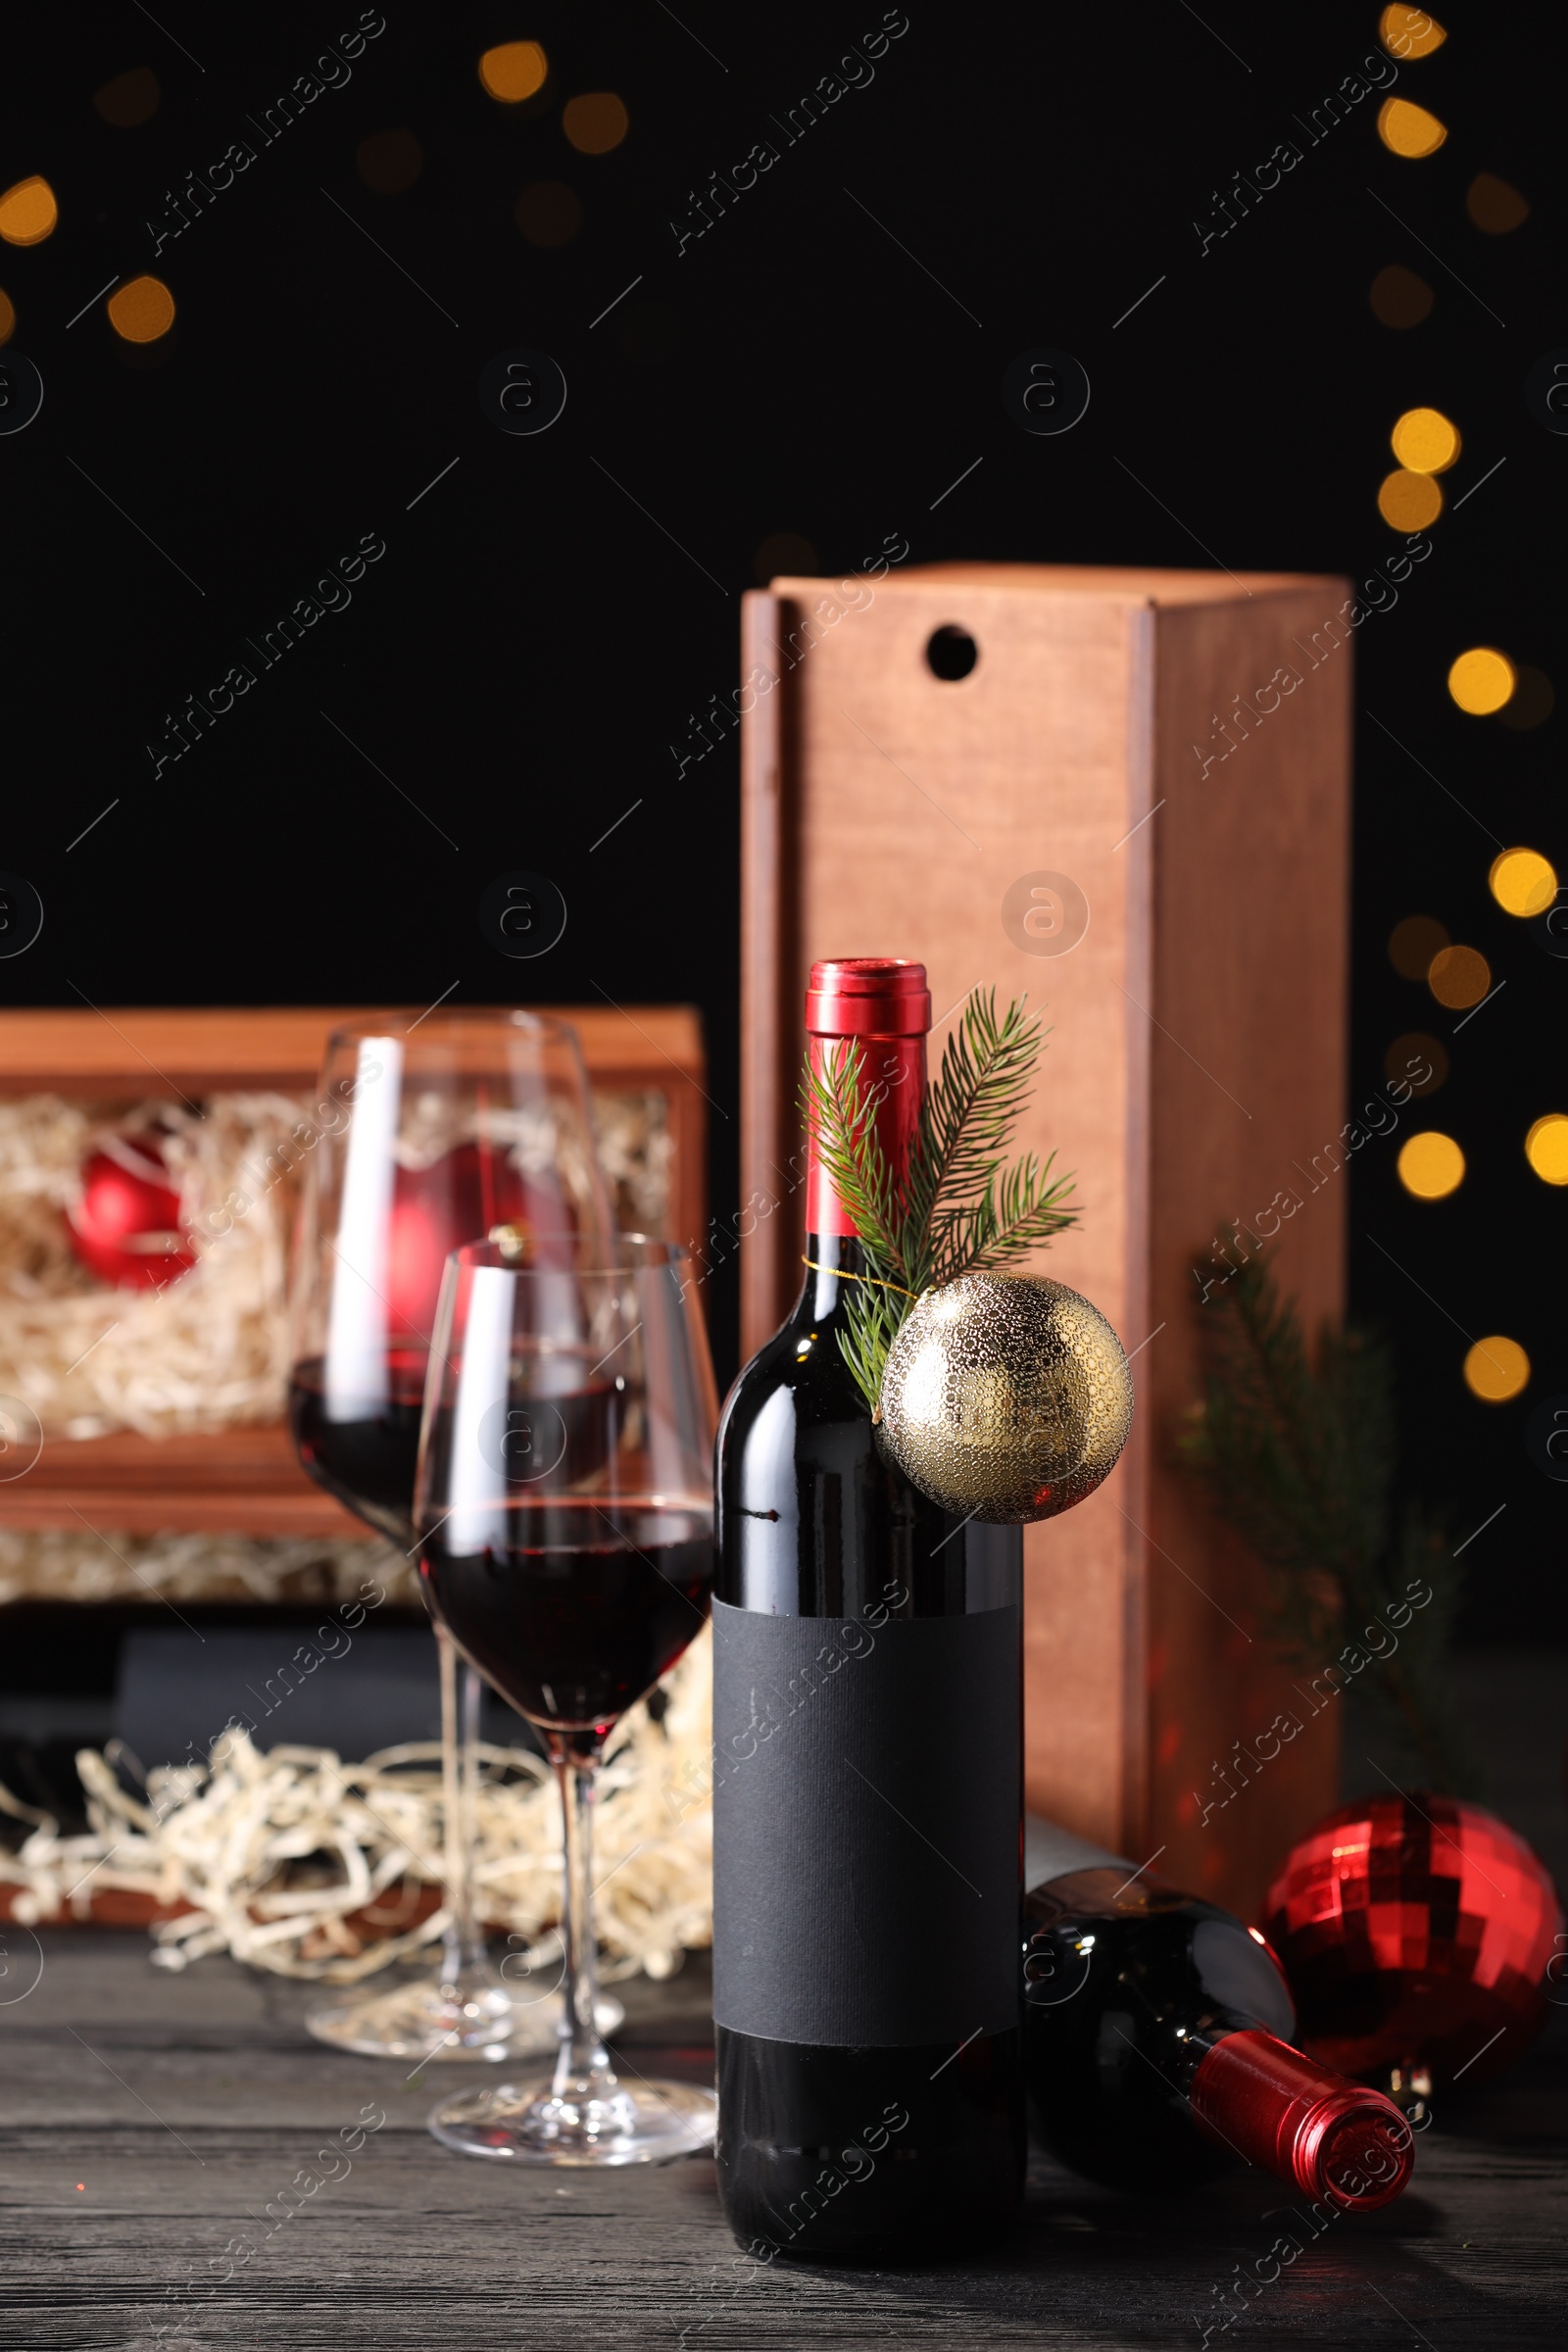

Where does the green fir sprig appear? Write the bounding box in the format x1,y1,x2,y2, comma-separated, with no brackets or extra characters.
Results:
801,990,1077,1412
1176,1250,1477,1795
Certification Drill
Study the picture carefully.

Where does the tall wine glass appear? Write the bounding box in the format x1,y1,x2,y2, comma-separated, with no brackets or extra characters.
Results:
416,1237,718,2164
287,1009,619,2061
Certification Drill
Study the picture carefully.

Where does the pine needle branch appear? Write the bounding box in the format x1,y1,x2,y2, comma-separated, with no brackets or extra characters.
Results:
800,988,1078,1412
1177,1249,1477,1796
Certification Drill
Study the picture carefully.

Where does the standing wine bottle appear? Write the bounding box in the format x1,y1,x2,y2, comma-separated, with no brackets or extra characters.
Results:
1022,1821,1414,2210
713,958,1025,2261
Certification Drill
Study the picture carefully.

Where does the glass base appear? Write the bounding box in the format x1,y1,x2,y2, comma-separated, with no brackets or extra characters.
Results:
428,2066,717,2165
305,1974,624,2063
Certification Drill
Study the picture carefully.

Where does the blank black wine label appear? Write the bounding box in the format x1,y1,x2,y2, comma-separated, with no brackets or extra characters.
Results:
711,1599,1020,2047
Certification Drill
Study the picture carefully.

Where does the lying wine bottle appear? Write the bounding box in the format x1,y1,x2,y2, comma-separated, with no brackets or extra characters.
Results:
713,958,1025,2260
1022,1820,1414,2210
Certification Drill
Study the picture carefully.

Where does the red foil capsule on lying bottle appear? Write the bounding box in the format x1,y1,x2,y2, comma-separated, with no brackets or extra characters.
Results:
1022,1819,1414,2211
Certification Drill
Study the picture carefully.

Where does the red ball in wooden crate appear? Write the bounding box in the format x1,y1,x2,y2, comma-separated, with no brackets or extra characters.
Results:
1262,1791,1564,2092
383,1143,578,1341
68,1134,197,1291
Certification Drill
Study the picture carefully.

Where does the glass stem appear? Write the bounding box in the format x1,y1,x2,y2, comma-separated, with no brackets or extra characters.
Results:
550,1734,615,2102
437,1628,488,1992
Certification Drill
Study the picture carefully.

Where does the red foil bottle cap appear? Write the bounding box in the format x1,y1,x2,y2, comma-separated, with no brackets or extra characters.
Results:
806,958,932,1038
803,960,930,1239
1189,2030,1414,2213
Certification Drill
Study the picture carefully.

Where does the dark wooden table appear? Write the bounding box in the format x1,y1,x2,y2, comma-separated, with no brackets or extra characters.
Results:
1,1933,1563,2349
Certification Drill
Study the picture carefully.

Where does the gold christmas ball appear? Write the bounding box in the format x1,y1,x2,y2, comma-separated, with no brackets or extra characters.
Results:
879,1273,1134,1523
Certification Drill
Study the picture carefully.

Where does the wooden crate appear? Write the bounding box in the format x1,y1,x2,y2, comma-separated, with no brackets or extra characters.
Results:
740,563,1352,1917
0,1005,706,1540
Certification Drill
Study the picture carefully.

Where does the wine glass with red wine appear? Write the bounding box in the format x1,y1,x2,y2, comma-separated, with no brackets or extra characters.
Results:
417,1236,719,2165
286,1009,618,2062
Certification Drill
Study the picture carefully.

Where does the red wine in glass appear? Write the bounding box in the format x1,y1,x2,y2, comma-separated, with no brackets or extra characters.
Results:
417,1237,721,2167
287,1350,426,1538
418,1495,712,1735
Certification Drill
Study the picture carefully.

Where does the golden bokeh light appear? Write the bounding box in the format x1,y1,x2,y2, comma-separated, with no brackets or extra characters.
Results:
1397,1131,1465,1200
1389,913,1449,981
0,285,13,346
1378,97,1447,159
1525,1114,1568,1187
1380,5,1447,57
564,93,629,154
1499,666,1554,730
1428,944,1492,1008
93,68,161,126
1391,406,1460,473
1385,1031,1448,1097
1467,173,1529,233
478,41,547,104
515,180,582,246
1378,468,1443,530
1464,1337,1529,1403
107,274,175,343
0,175,59,246
1447,647,1516,714
1490,847,1557,918
1369,264,1434,327
357,129,423,194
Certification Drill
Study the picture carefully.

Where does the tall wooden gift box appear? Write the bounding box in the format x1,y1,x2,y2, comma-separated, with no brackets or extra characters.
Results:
739,562,1352,1918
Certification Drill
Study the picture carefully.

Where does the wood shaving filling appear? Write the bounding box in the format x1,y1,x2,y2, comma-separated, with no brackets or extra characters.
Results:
0,1086,672,1442
0,1091,304,1437
0,1626,712,1984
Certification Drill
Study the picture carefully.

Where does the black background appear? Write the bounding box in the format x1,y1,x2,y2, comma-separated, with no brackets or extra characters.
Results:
1,2,1561,1642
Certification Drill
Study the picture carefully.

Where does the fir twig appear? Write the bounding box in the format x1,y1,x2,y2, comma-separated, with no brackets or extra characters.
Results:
1176,1250,1477,1795
800,990,1078,1412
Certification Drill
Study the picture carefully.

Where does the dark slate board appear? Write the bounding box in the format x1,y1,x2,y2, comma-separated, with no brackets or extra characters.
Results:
1,1932,1564,2349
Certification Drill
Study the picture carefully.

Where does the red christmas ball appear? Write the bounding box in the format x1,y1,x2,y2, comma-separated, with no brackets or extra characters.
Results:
68,1136,196,1292
1262,1791,1564,2090
382,1144,579,1341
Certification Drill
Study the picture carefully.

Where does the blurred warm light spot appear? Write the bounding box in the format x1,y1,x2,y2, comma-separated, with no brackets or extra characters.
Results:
1385,1031,1448,1096
479,41,547,104
1391,406,1460,473
1464,1336,1529,1403
1389,914,1449,980
1380,5,1447,57
1490,847,1557,918
1369,264,1434,327
356,128,423,194
515,180,582,246
0,286,13,345
754,530,820,585
1428,945,1491,1008
1447,647,1515,714
1524,1113,1568,1187
0,176,59,246
1499,666,1554,731
107,274,174,343
1378,97,1447,158
1525,1114,1568,1186
1378,468,1443,529
1397,1131,1465,1200
1467,173,1528,233
564,93,628,154
93,67,160,126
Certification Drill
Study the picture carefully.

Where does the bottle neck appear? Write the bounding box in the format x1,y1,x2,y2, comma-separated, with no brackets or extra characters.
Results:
798,1231,867,1327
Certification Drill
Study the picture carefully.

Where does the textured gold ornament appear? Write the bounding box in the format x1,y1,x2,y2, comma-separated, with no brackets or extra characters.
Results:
879,1273,1134,1523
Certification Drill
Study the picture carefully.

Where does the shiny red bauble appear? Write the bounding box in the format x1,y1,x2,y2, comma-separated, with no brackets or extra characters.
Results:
1262,1790,1564,2090
383,1143,577,1341
68,1135,196,1291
